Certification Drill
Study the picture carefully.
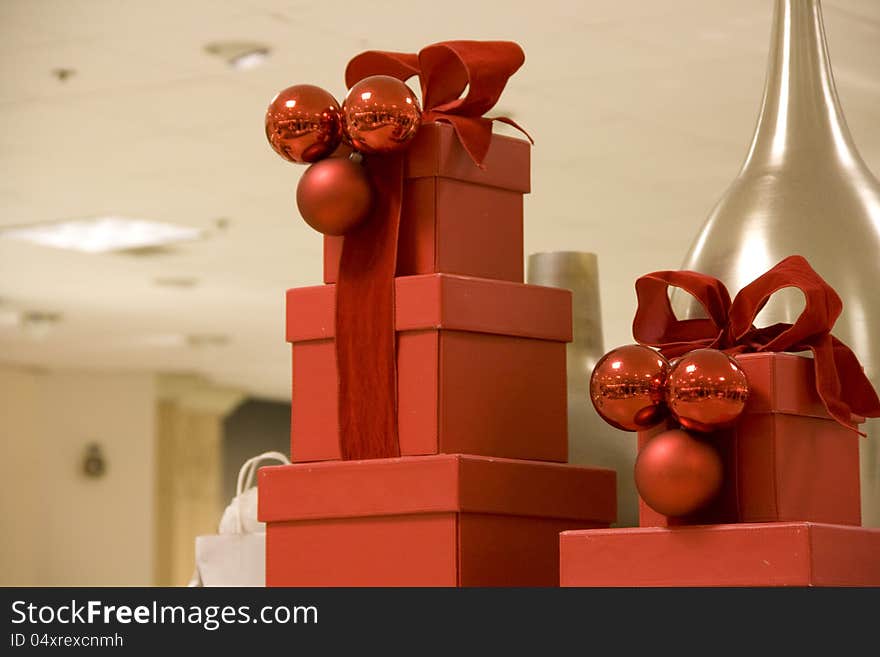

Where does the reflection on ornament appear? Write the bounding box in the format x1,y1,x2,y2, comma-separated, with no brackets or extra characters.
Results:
296,157,373,235
342,75,421,154
665,349,749,432
265,85,342,164
589,344,669,432
635,429,723,517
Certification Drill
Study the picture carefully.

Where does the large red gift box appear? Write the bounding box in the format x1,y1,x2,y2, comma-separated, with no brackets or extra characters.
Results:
638,352,862,527
287,273,571,463
323,123,529,285
259,454,616,587
560,522,880,587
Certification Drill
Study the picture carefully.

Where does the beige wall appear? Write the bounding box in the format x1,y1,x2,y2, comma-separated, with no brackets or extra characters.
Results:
0,364,156,586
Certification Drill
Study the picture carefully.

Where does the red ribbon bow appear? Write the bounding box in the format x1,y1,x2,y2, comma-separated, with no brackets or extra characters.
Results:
632,255,880,434
345,40,531,166
336,41,529,461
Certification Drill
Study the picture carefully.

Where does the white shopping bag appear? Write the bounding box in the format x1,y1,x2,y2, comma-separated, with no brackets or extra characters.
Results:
189,451,289,587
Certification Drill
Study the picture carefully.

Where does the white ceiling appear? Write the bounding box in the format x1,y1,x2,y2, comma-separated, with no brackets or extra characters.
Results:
1,0,878,400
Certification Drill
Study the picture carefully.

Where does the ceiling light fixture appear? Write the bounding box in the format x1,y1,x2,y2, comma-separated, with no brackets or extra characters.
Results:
154,276,199,288
204,41,271,70
229,49,269,70
52,68,76,82
187,334,230,348
135,333,229,348
21,311,62,340
0,216,204,254
136,333,189,348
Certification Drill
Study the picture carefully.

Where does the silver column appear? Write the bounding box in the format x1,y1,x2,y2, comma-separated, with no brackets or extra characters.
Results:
527,251,638,526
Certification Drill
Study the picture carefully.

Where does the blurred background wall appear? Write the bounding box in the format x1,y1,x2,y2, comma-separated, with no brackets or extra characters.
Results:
221,400,289,503
0,366,256,586
0,365,155,585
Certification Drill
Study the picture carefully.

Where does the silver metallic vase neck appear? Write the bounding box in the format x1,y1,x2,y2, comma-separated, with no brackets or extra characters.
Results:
678,0,880,526
743,0,864,173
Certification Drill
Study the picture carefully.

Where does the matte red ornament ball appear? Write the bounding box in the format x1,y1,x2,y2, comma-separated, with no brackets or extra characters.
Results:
589,344,670,431
296,158,373,236
665,348,750,433
265,84,343,164
634,429,723,517
342,75,421,154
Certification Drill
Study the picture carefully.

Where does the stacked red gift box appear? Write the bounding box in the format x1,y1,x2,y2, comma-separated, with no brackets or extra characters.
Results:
561,258,880,586
257,42,616,587
257,39,878,587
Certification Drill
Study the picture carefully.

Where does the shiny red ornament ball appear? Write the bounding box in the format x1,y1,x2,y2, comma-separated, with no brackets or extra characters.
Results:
665,348,750,433
296,157,373,236
589,344,670,431
342,75,421,154
635,429,723,517
265,85,343,164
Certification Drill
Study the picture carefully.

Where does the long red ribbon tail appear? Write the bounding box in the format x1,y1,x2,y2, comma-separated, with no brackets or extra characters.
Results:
335,155,403,460
808,334,880,436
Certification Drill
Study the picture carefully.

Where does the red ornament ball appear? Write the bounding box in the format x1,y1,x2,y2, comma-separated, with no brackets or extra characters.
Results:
342,75,421,154
589,344,670,431
635,429,723,517
665,348,750,433
265,84,343,164
296,157,373,236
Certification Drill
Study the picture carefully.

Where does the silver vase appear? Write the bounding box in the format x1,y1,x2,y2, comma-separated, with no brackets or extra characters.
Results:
678,0,880,525
527,252,639,526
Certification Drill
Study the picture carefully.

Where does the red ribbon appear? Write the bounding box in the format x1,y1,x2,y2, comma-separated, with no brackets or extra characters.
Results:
345,40,532,166
336,41,528,459
335,156,403,460
632,255,880,434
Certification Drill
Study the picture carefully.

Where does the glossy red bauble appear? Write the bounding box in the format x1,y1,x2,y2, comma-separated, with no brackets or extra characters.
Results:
665,348,750,432
296,158,373,236
342,75,421,154
634,429,724,517
589,344,670,431
265,85,343,164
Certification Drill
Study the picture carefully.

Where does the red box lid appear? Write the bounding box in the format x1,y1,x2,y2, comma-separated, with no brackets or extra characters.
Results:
560,522,880,587
258,454,616,524
286,274,572,344
735,352,863,423
405,122,530,193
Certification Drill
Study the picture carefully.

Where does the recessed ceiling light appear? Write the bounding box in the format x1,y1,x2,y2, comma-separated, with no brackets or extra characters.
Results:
187,334,229,348
52,68,76,82
21,311,62,340
229,49,269,70
204,41,270,70
154,276,199,288
0,216,203,253
137,333,189,348
134,333,229,348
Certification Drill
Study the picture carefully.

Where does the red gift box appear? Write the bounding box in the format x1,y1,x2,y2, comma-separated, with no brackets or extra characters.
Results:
323,123,529,285
287,273,571,463
560,522,880,587
259,454,616,587
638,352,862,527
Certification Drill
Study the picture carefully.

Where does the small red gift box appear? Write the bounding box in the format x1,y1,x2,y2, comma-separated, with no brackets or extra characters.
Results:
287,273,571,463
638,352,862,527
259,454,616,587
560,522,880,587
323,123,529,285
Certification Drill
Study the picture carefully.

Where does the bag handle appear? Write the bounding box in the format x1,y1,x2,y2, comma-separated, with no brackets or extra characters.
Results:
235,451,289,534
